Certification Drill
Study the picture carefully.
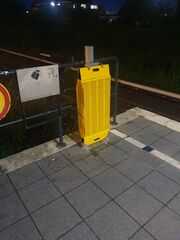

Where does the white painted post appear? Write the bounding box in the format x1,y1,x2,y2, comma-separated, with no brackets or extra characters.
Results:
85,46,94,66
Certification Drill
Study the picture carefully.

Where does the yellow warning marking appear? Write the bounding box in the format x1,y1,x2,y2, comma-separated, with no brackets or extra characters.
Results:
0,91,5,113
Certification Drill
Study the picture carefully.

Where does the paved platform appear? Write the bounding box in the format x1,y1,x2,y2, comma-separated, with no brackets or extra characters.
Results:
0,108,180,240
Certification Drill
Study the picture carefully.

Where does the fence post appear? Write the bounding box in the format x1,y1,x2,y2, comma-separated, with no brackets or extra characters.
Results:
112,58,119,125
57,94,66,148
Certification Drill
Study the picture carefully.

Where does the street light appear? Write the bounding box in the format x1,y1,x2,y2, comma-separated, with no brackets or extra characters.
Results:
50,2,55,7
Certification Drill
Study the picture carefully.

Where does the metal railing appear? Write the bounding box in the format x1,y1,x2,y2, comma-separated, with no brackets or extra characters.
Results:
0,56,119,147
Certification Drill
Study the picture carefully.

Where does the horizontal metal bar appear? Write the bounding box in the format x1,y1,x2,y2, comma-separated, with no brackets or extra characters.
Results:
0,57,118,77
59,60,85,68
25,118,58,129
0,70,16,76
0,106,73,128
61,105,74,111
0,118,23,128
0,109,58,128
26,109,58,121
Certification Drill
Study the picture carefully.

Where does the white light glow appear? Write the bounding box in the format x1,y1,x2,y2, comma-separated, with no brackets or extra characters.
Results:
50,2,55,7
73,4,76,9
81,4,87,9
57,3,61,6
90,5,98,10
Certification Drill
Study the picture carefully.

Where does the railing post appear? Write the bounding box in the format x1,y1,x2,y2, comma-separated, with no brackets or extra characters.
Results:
57,94,66,148
112,58,119,125
58,114,65,147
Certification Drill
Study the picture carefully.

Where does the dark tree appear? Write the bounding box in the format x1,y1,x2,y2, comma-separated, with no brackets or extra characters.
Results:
155,0,175,23
0,0,25,27
119,0,155,24
176,0,180,19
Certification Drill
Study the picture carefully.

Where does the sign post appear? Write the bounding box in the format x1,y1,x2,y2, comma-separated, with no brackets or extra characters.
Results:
0,83,11,120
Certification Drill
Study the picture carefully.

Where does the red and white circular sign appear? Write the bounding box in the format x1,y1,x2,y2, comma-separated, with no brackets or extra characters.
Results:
0,83,11,120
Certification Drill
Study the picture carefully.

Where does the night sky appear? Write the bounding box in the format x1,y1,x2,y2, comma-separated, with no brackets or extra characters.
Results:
24,0,124,13
93,0,124,13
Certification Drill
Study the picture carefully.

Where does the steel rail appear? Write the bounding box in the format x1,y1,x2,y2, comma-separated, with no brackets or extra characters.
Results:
120,80,180,101
0,48,56,65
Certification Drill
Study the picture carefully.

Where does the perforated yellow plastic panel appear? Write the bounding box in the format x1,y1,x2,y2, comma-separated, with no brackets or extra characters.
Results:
76,64,111,145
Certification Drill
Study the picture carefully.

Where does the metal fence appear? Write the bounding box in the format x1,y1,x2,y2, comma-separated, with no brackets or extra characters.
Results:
0,56,119,148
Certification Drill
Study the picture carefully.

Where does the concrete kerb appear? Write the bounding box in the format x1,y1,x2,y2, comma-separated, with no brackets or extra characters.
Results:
0,135,76,174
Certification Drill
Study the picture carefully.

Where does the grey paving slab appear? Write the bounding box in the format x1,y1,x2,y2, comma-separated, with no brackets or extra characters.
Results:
138,171,180,203
0,192,27,231
133,150,164,168
157,163,180,185
150,138,180,157
116,140,142,156
145,207,180,240
65,181,110,218
98,145,130,166
116,123,141,136
9,163,45,190
32,197,81,240
86,201,140,240
115,185,163,225
145,123,172,137
59,222,98,240
88,140,108,150
115,157,153,182
130,117,154,128
62,144,91,162
37,152,70,176
0,175,15,199
129,229,154,240
168,193,180,215
131,129,161,145
49,165,88,194
74,155,109,178
90,142,108,153
92,168,133,198
0,217,42,240
164,131,180,146
174,152,180,162
108,132,121,143
19,178,61,213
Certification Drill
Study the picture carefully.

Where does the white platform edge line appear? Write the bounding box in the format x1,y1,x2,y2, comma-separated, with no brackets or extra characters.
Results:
110,129,127,139
126,137,146,149
133,107,180,133
111,129,180,170
152,150,180,170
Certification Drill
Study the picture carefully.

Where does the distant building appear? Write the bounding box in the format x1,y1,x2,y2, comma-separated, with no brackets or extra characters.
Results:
32,0,102,24
32,1,100,13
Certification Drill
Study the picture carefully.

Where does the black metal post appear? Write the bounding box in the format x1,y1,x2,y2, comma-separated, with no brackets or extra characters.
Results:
57,114,65,147
57,90,66,148
112,58,119,125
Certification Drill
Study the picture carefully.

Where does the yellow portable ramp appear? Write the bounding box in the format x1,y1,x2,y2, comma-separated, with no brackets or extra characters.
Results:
76,64,111,145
